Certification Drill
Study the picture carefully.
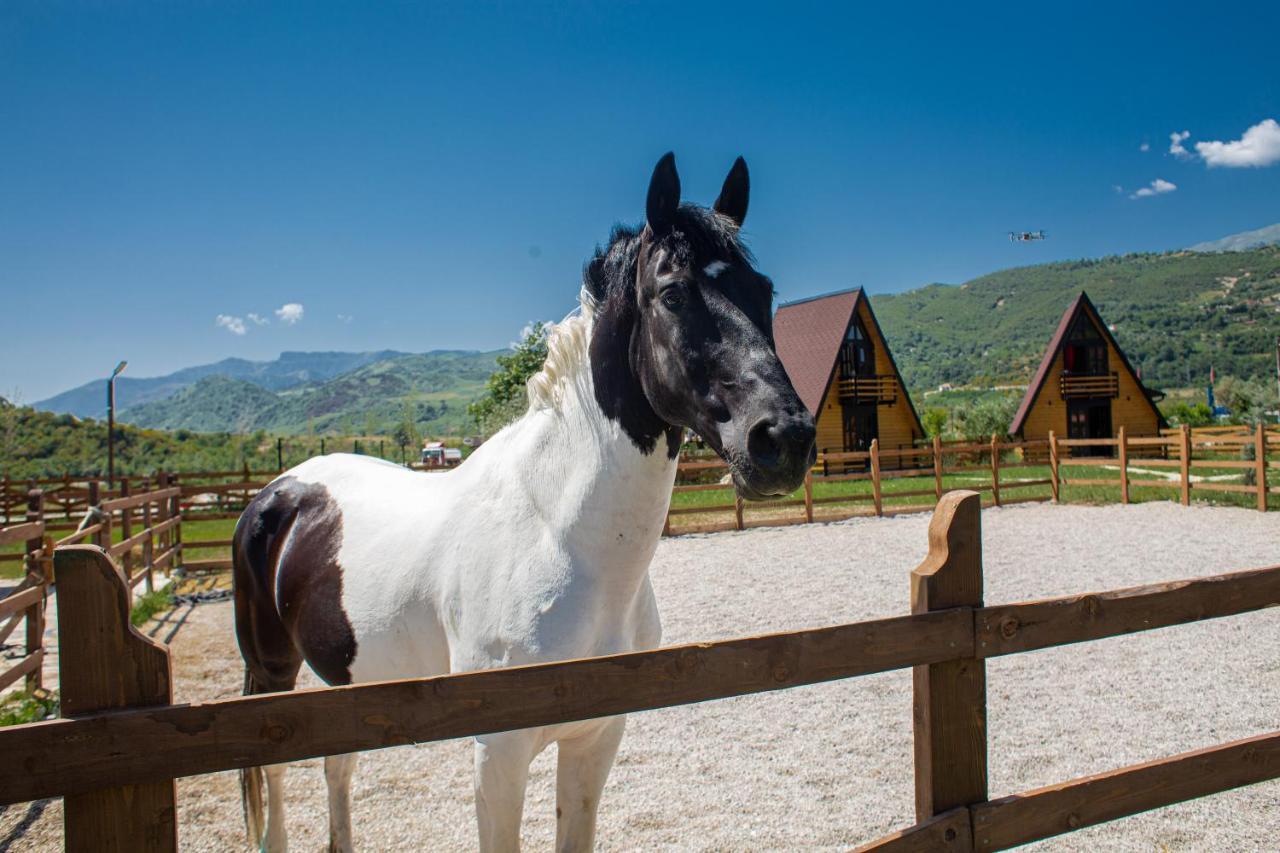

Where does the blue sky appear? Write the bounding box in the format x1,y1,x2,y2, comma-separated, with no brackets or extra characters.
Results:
3,2,1278,402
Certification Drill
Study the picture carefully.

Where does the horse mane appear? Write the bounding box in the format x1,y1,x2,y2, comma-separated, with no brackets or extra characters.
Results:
525,204,753,413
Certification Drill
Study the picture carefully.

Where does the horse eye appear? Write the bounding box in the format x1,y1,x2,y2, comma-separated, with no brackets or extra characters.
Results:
660,287,685,310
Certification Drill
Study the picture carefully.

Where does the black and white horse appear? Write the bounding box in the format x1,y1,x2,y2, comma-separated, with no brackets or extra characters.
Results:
232,153,816,852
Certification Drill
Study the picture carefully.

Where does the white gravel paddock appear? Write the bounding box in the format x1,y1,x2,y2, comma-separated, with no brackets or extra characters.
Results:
2,500,1278,851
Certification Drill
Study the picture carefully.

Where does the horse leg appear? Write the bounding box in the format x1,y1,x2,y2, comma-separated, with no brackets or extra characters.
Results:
474,729,540,853
325,752,358,853
554,716,626,853
262,763,290,853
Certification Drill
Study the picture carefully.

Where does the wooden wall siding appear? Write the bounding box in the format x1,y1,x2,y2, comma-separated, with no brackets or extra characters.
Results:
813,299,923,453
1018,311,1161,441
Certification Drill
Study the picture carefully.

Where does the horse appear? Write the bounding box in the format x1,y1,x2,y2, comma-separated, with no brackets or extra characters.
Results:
232,152,816,852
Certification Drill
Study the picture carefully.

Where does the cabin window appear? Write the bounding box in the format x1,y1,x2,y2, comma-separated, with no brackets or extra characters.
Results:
839,316,876,378
1064,314,1108,376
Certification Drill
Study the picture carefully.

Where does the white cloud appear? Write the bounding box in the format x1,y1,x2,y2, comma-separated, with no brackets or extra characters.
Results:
215,314,247,335
1169,130,1192,159
1195,118,1280,168
275,302,305,324
1139,142,1150,152
248,313,269,326
1130,178,1177,199
337,313,354,324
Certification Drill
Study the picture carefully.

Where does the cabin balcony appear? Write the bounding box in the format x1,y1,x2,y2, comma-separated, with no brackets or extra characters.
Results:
836,374,897,404
1060,371,1119,399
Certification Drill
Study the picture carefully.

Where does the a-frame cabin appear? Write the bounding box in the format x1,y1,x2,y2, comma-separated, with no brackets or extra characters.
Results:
1010,291,1166,449
774,288,924,457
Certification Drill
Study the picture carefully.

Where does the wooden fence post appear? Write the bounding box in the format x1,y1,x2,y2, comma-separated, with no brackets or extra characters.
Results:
87,481,103,547
1048,431,1060,502
803,469,814,523
1118,426,1129,505
932,434,944,501
170,474,182,565
55,545,176,852
118,480,133,598
1179,424,1191,506
870,439,883,516
141,496,154,594
1256,425,1267,513
24,490,46,693
989,434,1001,507
912,490,986,831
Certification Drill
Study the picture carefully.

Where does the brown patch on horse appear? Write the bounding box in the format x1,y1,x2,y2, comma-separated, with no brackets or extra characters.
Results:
233,476,358,689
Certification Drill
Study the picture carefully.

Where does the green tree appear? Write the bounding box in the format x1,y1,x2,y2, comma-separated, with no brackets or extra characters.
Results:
468,322,549,435
922,407,948,438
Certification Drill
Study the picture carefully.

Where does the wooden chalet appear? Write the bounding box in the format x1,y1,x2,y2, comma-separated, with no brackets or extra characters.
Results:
1009,291,1166,450
774,288,924,458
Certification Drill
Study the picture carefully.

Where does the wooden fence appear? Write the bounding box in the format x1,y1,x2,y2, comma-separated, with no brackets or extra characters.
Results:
667,423,1277,535
3,422,1276,566
0,480,185,696
0,491,1276,850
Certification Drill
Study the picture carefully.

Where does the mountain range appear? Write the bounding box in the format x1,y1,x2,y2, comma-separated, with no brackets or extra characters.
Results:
31,223,1280,435
36,350,502,436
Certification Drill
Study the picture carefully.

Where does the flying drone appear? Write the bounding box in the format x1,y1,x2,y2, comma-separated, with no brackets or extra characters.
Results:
1008,230,1047,243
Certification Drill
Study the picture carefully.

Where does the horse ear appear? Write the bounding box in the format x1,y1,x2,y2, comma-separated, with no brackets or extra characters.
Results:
714,157,749,227
645,152,680,235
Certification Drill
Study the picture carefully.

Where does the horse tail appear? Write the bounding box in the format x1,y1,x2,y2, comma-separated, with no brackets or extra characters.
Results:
233,478,306,848
240,672,267,848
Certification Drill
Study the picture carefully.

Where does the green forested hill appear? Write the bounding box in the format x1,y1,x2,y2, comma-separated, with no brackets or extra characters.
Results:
871,247,1280,391
120,350,501,436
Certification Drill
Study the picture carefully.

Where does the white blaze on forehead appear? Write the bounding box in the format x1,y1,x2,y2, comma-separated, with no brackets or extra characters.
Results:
703,260,729,278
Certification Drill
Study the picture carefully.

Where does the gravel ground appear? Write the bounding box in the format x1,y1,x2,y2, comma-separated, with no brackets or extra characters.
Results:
2,501,1277,851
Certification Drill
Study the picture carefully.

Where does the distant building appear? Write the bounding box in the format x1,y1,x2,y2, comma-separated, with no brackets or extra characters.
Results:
774,288,925,455
1010,291,1166,449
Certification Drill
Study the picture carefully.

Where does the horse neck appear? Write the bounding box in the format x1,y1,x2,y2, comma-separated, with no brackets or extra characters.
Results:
504,330,678,582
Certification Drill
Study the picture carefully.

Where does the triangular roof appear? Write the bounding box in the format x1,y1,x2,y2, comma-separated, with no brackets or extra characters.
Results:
774,288,924,436
1009,291,1168,435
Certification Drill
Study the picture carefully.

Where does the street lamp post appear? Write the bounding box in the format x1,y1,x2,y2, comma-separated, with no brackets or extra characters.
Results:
107,360,127,490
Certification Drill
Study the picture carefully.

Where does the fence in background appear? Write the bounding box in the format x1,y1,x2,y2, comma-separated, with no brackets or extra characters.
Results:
667,423,1278,535
1,492,1276,850
3,424,1277,568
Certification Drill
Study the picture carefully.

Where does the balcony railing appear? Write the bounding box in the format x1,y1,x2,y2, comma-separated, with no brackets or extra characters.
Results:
837,374,897,404
1060,371,1119,399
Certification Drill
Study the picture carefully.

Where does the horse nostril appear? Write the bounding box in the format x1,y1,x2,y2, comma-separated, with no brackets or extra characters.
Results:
747,418,784,469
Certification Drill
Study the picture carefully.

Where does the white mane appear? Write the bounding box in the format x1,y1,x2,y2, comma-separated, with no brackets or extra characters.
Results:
525,288,597,411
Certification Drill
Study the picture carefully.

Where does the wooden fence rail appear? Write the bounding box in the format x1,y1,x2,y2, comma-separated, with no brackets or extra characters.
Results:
0,490,49,692
4,423,1275,567
0,491,1276,849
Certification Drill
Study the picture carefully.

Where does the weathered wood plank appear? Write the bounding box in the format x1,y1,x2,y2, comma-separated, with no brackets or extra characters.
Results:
854,807,973,852
99,487,180,513
970,730,1280,851
0,650,42,693
912,491,987,820
975,565,1280,657
0,585,44,621
0,606,971,805
55,546,176,852
0,521,44,547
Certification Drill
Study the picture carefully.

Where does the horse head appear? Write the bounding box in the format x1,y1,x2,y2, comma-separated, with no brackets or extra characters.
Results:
585,153,816,499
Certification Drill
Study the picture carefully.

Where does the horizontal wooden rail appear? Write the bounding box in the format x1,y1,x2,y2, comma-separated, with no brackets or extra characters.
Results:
970,730,1280,851
0,585,44,622
0,521,44,547
975,564,1280,657
99,487,180,512
0,589,971,805
0,650,43,693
